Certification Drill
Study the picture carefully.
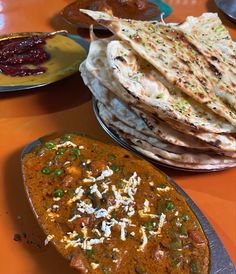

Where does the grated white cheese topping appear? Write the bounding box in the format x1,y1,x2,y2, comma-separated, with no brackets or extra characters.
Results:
113,248,119,252
82,237,105,250
62,232,105,250
92,228,102,237
67,231,78,239
157,213,166,235
94,208,110,219
119,220,127,241
127,206,135,217
83,167,113,183
138,198,158,218
81,226,88,238
52,204,59,209
68,214,81,222
123,172,141,200
55,141,77,149
110,172,141,216
101,182,109,195
175,217,182,227
138,210,158,219
101,220,116,238
175,211,179,216
157,186,173,192
96,167,114,181
91,263,99,269
83,177,96,183
64,172,147,249
63,161,71,166
77,201,96,214
67,186,84,205
47,212,59,220
44,234,54,246
138,226,148,252
143,199,150,213
90,183,103,199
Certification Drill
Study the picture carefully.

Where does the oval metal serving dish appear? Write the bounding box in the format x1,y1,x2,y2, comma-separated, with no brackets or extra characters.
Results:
0,32,89,92
21,131,235,274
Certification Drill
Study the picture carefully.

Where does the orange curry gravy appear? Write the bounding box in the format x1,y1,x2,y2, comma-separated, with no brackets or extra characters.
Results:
22,133,209,274
62,0,160,27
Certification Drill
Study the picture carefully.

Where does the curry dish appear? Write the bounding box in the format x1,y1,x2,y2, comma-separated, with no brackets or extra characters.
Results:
22,133,209,273
62,0,160,27
0,34,86,86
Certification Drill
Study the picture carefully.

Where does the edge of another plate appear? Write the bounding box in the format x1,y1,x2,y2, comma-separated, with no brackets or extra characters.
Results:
215,0,236,23
61,0,172,30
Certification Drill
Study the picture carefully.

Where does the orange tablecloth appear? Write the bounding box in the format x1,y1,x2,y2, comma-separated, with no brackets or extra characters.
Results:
0,1,235,273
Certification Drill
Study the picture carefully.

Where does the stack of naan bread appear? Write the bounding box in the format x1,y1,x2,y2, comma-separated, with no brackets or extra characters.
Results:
79,10,236,171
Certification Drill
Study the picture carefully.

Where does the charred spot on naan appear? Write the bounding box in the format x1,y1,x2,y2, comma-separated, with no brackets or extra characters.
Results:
81,10,236,127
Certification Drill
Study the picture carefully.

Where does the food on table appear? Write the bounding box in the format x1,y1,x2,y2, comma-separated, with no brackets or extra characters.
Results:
22,133,209,273
62,0,160,27
79,10,236,170
0,33,53,77
0,32,86,87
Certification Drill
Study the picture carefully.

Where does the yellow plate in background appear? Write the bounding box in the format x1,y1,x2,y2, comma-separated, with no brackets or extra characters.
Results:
0,32,89,92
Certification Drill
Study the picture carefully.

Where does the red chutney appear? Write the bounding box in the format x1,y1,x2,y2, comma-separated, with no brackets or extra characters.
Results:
22,133,209,274
62,0,160,27
0,34,52,77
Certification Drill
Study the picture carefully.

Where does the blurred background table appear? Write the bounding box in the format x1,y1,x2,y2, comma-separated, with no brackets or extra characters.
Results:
0,1,235,273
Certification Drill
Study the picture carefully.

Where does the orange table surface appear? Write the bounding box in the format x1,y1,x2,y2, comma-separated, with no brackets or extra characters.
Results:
0,0,235,273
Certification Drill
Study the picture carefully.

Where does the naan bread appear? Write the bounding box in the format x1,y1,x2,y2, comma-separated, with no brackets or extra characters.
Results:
84,36,124,95
135,108,236,155
83,36,235,134
80,47,236,153
106,40,235,133
80,10,236,127
132,145,236,171
80,62,156,137
98,101,236,165
178,13,236,110
81,61,213,149
79,13,236,170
